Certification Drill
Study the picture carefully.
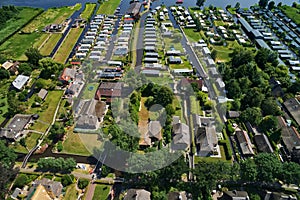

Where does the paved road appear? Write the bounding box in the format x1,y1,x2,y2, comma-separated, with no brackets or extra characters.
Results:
135,12,148,72
85,183,96,200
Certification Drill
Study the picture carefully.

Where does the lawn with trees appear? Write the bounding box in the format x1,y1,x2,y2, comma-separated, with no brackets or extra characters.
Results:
36,157,76,172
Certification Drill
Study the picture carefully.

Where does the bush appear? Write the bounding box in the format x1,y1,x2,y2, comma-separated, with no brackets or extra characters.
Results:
61,174,74,186
14,174,29,189
57,141,63,152
78,179,89,189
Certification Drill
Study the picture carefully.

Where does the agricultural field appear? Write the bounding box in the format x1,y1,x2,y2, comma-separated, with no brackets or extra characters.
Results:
53,27,83,63
0,4,81,60
80,3,97,20
0,7,42,44
39,33,63,56
97,0,121,15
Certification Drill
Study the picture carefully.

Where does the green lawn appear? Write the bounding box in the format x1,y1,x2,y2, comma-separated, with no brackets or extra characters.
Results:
213,20,225,26
0,4,81,60
61,131,92,156
82,83,99,99
0,7,42,43
81,3,97,20
183,28,201,43
169,59,192,70
92,184,111,200
212,40,242,62
194,145,231,164
279,5,300,25
97,0,121,15
10,132,42,153
28,90,63,132
227,7,237,15
64,184,78,200
0,78,16,123
39,33,63,56
146,73,174,85
164,35,184,52
53,27,83,63
190,96,201,115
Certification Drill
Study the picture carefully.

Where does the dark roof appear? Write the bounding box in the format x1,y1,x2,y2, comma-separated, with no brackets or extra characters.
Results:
235,130,254,156
219,190,249,200
283,98,300,126
127,2,142,17
148,121,162,140
32,178,63,198
253,134,274,153
278,116,300,153
124,189,151,200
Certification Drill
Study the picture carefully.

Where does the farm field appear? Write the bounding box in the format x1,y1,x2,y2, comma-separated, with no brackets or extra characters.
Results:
0,7,42,44
97,0,121,15
53,27,83,63
0,4,81,60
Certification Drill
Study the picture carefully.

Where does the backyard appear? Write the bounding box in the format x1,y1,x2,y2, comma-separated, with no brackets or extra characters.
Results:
97,0,120,15
29,90,63,132
61,130,92,156
92,184,111,200
82,83,99,100
64,184,78,200
10,132,42,154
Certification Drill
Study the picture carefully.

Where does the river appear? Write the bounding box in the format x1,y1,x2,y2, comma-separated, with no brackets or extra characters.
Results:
0,0,297,9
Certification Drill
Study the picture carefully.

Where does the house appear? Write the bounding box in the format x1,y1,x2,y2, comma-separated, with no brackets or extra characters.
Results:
11,188,21,200
127,2,142,19
2,61,19,74
235,130,255,156
218,190,249,200
75,99,107,131
253,134,274,153
29,185,52,200
283,98,300,126
0,114,32,141
37,89,48,101
12,75,29,90
60,68,76,83
168,191,189,200
95,82,123,103
264,191,297,200
168,56,182,64
172,117,190,151
148,121,162,141
194,118,218,157
31,178,63,199
144,57,158,63
124,189,151,200
179,78,203,91
227,111,240,118
142,69,160,77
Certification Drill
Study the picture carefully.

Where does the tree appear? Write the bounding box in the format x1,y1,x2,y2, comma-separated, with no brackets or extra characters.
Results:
19,138,26,148
255,48,270,69
196,0,206,8
261,98,281,116
254,153,281,182
240,159,257,181
78,179,89,189
231,49,254,68
57,141,63,152
61,174,74,186
259,116,278,132
0,140,17,169
25,47,42,66
154,86,174,107
241,87,265,109
280,162,300,185
13,174,29,189
211,49,217,60
18,63,32,76
234,2,240,9
277,2,282,7
0,68,9,79
226,79,241,99
268,1,275,10
259,0,270,8
240,107,262,126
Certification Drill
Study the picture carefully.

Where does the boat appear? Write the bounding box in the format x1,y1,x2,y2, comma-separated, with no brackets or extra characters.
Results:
176,0,183,4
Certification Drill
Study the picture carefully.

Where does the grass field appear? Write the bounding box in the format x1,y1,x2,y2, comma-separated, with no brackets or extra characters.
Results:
97,0,121,15
53,27,83,63
279,5,300,25
82,83,98,99
0,4,81,60
92,184,111,200
0,7,42,43
64,184,78,200
81,3,97,20
39,33,62,56
183,28,201,43
62,130,91,156
194,145,230,163
28,90,63,132
190,96,201,115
